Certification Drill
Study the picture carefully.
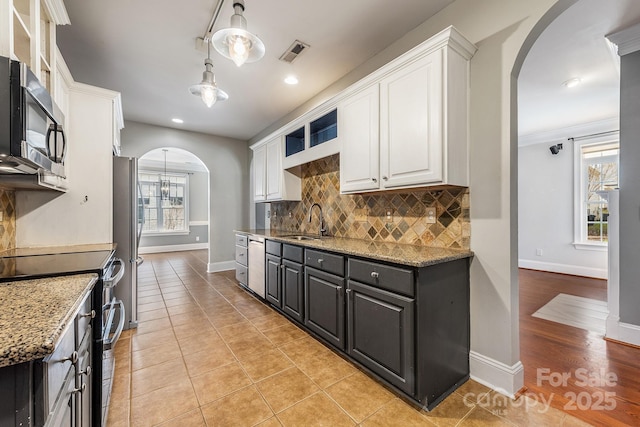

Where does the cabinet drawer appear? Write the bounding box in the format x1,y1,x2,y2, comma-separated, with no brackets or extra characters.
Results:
235,245,248,266
348,258,414,297
235,234,248,247
305,249,344,276
236,263,248,285
43,323,76,414
76,292,94,346
266,240,282,256
283,244,304,263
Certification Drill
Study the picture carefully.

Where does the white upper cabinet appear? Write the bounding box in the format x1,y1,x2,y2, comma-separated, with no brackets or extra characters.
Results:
339,84,380,193
0,0,69,94
340,27,476,194
265,138,282,200
253,144,267,201
251,138,301,203
379,49,443,189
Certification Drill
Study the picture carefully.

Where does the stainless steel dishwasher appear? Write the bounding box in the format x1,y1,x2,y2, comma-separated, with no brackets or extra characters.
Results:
248,236,266,298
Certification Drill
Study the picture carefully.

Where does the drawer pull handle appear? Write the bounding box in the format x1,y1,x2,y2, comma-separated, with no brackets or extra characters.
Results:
281,265,285,269
382,176,388,181
72,383,87,394
61,351,78,365
371,271,379,279
81,310,96,319
239,253,245,256
79,366,92,377
318,259,324,264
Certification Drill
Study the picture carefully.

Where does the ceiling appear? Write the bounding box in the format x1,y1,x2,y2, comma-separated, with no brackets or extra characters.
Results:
56,0,640,145
56,0,454,141
518,0,640,139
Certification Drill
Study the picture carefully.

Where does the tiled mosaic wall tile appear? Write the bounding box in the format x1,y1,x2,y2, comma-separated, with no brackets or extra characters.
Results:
271,154,470,249
0,188,16,252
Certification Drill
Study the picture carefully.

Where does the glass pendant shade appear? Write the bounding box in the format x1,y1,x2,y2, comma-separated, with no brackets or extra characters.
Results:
189,54,229,107
212,0,265,67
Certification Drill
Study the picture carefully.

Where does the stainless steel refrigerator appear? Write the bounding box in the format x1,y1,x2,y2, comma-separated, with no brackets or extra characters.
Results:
113,156,143,330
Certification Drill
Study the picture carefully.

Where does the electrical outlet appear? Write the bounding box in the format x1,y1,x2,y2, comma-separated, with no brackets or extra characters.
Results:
196,236,200,242
536,248,543,256
385,209,393,224
425,207,436,224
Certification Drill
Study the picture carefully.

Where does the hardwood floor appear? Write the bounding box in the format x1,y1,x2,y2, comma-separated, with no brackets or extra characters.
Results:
520,268,640,427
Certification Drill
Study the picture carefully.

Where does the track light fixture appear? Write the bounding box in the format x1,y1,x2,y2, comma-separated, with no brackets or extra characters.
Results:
189,40,229,107
212,0,265,67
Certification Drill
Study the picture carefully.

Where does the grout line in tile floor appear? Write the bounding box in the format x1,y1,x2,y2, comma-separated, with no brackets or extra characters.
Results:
107,250,593,427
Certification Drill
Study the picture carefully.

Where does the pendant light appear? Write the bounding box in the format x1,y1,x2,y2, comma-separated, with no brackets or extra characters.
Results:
212,0,265,67
189,40,229,107
161,149,170,200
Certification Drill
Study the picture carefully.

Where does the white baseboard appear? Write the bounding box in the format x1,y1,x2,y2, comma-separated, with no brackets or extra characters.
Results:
606,315,640,346
469,351,524,398
518,259,607,279
139,243,208,254
208,260,235,273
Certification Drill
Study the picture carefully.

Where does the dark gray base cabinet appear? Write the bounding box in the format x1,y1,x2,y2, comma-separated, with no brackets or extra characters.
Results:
304,266,345,351
265,253,281,307
346,280,415,395
282,259,304,323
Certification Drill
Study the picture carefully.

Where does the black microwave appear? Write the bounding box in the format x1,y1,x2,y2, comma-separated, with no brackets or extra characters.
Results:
0,55,66,179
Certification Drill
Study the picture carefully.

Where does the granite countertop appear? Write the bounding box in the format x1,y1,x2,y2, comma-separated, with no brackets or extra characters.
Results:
235,229,473,267
0,273,98,368
0,243,116,257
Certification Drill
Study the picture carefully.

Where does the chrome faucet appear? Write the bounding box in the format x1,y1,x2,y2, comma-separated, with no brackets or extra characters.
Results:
308,203,327,236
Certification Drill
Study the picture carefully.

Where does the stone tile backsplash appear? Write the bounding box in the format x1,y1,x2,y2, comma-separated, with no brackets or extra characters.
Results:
270,154,470,249
0,189,16,252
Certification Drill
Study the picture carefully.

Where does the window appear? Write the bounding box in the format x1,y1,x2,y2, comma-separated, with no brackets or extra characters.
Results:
574,135,619,248
139,171,189,234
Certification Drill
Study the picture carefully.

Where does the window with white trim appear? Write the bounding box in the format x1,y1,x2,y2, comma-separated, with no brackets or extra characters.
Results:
574,136,619,247
139,171,189,234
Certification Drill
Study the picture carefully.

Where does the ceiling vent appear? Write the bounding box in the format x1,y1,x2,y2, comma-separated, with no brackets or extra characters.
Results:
279,40,310,63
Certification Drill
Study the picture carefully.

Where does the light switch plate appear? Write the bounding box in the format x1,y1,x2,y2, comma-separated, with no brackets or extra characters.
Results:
425,207,436,224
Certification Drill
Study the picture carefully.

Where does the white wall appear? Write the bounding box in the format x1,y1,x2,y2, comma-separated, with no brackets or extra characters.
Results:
16,83,117,247
518,125,611,279
120,121,249,271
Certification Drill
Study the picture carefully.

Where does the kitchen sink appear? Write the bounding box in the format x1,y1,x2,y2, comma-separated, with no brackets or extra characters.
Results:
284,235,323,241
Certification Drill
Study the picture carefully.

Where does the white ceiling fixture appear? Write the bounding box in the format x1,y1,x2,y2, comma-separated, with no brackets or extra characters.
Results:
284,75,299,85
171,118,184,124
563,77,582,88
212,0,265,67
189,40,229,108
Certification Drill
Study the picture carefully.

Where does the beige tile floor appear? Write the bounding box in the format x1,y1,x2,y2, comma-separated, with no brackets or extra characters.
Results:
107,250,592,427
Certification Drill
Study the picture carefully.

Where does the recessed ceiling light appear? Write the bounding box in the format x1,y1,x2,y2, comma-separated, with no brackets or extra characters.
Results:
172,118,184,124
562,78,582,88
284,75,299,85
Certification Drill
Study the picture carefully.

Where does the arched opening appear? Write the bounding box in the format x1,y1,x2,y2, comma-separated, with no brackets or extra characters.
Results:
137,147,210,260
513,1,640,424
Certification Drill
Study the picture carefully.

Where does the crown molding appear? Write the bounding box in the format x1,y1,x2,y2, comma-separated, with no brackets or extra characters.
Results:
607,23,640,56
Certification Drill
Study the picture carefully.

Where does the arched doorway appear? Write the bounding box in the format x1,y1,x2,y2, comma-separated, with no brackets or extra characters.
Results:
137,147,210,259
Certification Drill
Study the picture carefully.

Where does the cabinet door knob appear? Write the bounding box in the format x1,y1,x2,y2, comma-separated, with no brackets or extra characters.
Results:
372,178,377,183
382,176,388,181
61,351,78,365
73,383,87,394
79,366,92,377
280,264,285,269
371,271,379,279
81,310,96,319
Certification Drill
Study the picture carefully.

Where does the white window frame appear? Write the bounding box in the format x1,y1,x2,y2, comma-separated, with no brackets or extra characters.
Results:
139,170,190,236
572,133,619,251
